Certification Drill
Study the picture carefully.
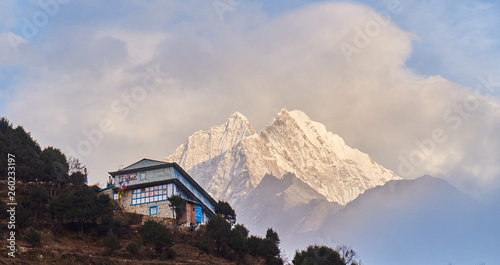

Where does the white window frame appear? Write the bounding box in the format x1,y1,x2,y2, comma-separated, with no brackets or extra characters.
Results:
131,184,169,205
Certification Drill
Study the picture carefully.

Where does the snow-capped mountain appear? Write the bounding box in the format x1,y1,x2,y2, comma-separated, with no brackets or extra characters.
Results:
164,110,500,264
165,109,400,206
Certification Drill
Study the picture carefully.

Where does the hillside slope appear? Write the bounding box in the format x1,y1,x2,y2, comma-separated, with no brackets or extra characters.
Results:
238,173,342,238
293,176,499,265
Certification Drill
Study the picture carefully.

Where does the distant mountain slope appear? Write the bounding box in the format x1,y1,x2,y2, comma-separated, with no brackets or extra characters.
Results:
237,173,342,239
290,176,498,265
166,109,400,207
165,111,500,264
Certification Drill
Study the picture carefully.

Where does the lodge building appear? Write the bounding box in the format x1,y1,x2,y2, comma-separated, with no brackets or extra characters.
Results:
100,158,216,226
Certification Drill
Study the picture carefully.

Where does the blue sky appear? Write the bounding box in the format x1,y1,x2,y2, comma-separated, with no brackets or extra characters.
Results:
1,0,500,198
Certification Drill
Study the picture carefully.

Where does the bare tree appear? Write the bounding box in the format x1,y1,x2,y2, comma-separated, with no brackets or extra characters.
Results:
68,156,86,175
67,156,88,187
336,245,362,265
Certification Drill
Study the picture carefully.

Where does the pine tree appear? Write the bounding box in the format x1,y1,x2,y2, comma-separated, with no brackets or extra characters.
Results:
142,220,174,257
103,229,121,256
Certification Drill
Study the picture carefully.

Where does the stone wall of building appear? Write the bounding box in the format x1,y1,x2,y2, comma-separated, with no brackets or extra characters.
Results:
100,188,113,199
118,189,175,219
141,215,176,227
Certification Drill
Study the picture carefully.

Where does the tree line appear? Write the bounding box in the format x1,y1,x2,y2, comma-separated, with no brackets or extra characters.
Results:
0,117,86,187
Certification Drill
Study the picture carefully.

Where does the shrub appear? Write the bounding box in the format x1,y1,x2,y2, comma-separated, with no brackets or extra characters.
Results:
261,238,282,264
16,200,32,231
194,240,211,255
0,200,8,219
163,247,177,260
230,224,249,261
142,220,173,256
206,215,231,255
18,185,49,223
248,235,263,256
233,224,249,238
26,228,42,247
293,245,345,265
49,185,113,237
99,217,124,237
126,242,140,255
103,229,121,255
247,235,283,265
266,228,280,245
215,200,236,225
168,195,186,222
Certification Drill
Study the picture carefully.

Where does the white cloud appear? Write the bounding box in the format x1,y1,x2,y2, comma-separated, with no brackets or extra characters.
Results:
3,1,500,200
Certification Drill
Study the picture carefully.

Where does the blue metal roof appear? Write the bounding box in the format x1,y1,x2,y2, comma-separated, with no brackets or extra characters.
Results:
98,185,115,192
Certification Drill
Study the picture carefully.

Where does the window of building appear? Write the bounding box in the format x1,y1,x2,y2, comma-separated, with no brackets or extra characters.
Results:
149,206,158,216
140,172,146,180
112,192,119,200
131,184,169,205
195,205,202,223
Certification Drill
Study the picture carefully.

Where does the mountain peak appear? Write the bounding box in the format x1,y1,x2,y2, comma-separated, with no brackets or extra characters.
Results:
275,108,311,121
278,107,290,115
228,111,249,121
273,109,324,132
223,111,255,136
167,109,400,206
275,108,302,120
268,108,338,150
